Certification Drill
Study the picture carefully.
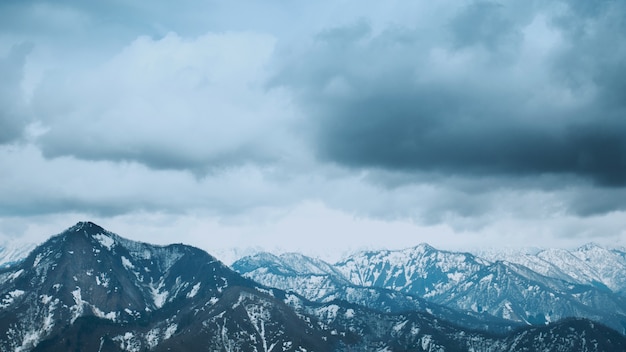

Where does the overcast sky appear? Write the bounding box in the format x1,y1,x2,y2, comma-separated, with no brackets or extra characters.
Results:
1,0,626,263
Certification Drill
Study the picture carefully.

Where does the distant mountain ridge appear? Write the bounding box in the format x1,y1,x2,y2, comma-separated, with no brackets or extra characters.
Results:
233,242,626,334
1,222,625,351
0,241,36,269
474,243,626,294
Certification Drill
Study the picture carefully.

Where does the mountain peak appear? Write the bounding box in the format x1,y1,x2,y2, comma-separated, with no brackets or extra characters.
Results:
0,223,337,351
577,242,604,252
57,221,120,252
413,243,435,252
67,221,105,234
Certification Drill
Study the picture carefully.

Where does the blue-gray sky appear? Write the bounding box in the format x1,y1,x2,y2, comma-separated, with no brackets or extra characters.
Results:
1,0,625,263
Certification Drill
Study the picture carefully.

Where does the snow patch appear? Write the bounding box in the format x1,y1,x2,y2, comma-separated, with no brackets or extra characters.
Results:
421,335,433,350
15,330,43,352
42,302,57,333
393,320,408,333
480,274,494,284
320,304,340,320
0,289,24,308
33,253,44,267
121,256,134,270
150,280,169,309
447,272,463,282
255,286,275,297
502,301,514,320
187,282,201,298
96,273,110,287
92,306,118,321
8,269,24,280
244,304,277,352
345,308,355,319
146,328,160,349
113,332,141,352
94,233,115,251
70,287,85,323
164,324,177,340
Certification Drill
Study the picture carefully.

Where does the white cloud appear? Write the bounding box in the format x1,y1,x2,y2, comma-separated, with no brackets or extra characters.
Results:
31,31,299,172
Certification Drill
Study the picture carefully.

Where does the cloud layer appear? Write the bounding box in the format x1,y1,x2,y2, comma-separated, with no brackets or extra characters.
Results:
1,0,625,257
274,1,626,186
33,32,298,173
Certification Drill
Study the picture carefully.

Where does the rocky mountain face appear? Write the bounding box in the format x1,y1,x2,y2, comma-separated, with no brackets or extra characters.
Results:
234,243,626,335
0,222,330,352
1,222,625,351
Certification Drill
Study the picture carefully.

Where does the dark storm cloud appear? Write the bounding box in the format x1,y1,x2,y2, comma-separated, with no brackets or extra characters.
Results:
551,3,626,110
566,187,626,216
274,0,626,187
0,43,32,144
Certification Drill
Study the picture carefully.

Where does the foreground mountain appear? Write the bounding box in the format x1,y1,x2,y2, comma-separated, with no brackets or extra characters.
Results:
1,222,625,351
234,243,626,334
0,222,331,351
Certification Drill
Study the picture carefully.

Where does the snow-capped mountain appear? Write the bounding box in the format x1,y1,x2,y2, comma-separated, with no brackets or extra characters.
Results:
569,244,626,293
0,222,330,351
1,222,625,351
335,243,488,299
233,242,626,335
477,244,626,294
0,241,36,269
432,260,626,330
233,252,521,333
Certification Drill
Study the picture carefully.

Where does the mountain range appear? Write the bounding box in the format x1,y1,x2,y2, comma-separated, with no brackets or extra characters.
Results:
1,222,625,351
234,243,626,334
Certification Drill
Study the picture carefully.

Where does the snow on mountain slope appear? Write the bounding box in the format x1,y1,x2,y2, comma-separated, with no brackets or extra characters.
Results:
571,243,626,294
236,242,626,335
297,297,626,352
474,243,626,295
334,243,488,298
536,248,607,287
473,249,589,285
0,222,322,351
2,222,625,351
0,241,36,268
233,252,351,301
341,244,626,333
233,252,521,334
279,252,348,278
431,260,626,332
